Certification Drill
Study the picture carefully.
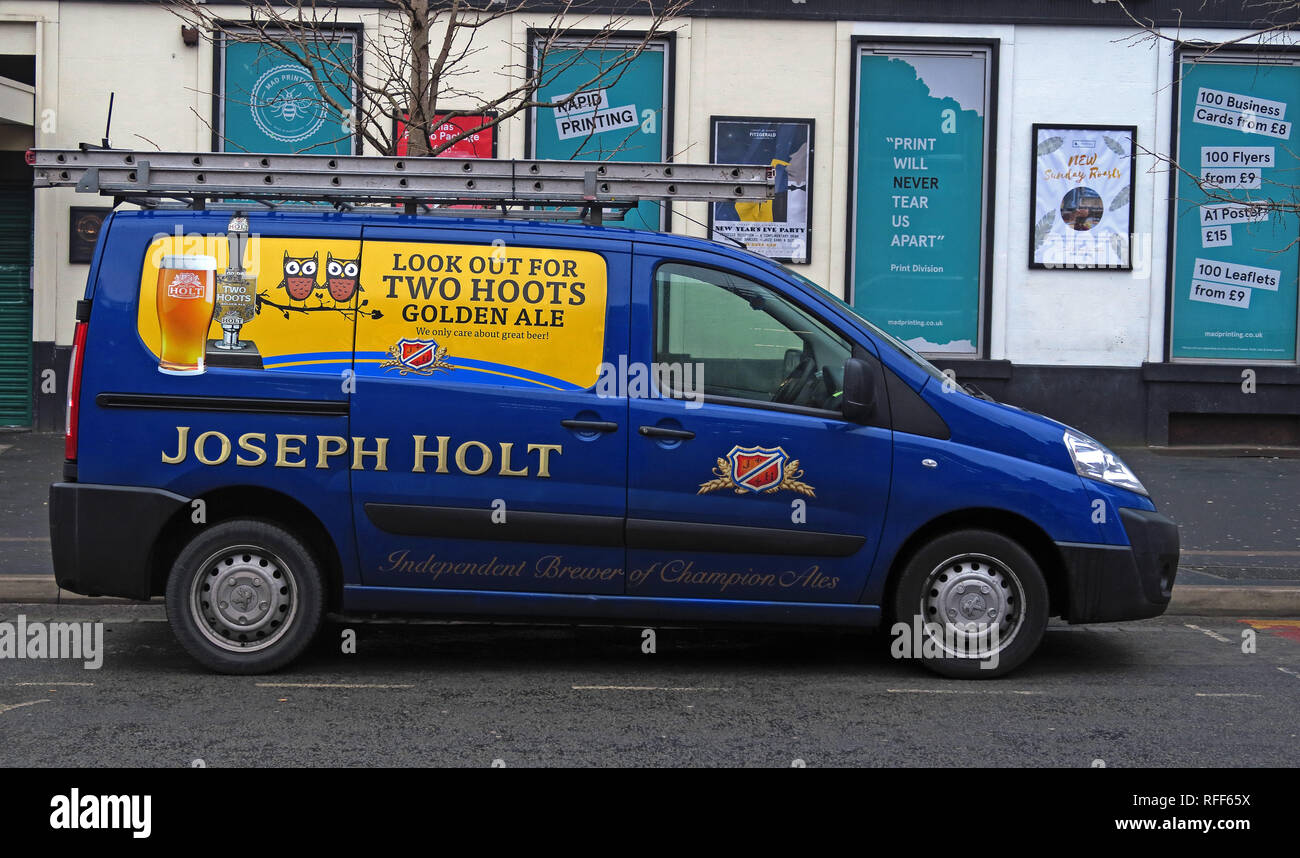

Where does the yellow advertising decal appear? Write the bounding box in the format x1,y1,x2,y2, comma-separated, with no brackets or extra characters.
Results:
136,235,606,389
137,235,361,374
357,241,607,390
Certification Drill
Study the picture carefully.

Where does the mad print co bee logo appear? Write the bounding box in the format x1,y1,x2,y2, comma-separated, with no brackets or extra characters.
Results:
250,64,327,144
381,337,454,376
698,445,816,497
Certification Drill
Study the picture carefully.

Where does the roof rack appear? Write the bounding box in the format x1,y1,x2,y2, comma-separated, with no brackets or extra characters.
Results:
29,147,774,224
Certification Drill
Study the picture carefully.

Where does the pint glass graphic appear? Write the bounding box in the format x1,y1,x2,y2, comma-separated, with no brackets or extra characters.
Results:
156,255,217,374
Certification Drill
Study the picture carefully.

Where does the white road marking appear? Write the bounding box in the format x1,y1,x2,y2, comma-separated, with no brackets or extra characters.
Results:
12,682,94,687
1183,549,1300,557
0,699,51,715
1184,623,1232,643
1279,667,1300,679
1195,693,1263,698
886,688,1041,695
255,682,415,689
572,685,728,692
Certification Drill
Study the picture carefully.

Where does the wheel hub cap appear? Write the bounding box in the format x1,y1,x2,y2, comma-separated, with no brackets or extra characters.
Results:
190,548,297,653
920,553,1025,658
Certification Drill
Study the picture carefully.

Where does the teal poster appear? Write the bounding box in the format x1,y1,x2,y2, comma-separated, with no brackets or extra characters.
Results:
221,38,355,155
1170,61,1299,361
852,51,987,355
531,40,669,231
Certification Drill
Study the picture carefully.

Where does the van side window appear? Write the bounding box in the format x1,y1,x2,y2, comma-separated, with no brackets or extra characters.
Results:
653,263,851,411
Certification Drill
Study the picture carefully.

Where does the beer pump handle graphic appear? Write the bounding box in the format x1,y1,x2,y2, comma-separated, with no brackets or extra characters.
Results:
214,215,255,351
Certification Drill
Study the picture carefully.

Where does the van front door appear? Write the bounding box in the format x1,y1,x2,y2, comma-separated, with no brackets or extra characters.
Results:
350,224,629,596
626,251,892,604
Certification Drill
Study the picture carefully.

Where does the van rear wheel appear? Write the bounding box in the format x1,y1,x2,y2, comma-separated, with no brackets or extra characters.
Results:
165,519,325,674
891,529,1049,679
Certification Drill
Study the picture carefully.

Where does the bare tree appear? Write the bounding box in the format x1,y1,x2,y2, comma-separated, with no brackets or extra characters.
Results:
1115,0,1300,216
161,0,687,157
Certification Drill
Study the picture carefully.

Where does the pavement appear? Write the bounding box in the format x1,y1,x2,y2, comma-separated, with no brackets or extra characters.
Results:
1,430,1298,613
1,607,1298,766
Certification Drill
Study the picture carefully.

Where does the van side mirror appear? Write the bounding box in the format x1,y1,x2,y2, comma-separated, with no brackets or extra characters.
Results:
842,357,876,424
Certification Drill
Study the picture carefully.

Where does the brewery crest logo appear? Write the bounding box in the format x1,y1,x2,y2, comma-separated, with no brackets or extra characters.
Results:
380,338,454,376
697,444,815,497
250,64,328,144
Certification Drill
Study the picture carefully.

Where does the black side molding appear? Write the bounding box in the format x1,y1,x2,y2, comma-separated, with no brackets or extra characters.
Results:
626,518,865,557
366,502,866,557
96,392,348,416
366,503,624,547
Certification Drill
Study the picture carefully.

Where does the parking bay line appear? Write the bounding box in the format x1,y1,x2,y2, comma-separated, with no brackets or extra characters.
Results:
886,688,1042,695
255,682,415,689
1185,624,1233,643
572,685,729,692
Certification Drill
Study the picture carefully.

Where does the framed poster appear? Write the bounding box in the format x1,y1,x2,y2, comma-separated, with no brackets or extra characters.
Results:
215,28,359,155
1167,50,1299,362
527,32,673,231
848,40,997,357
708,117,813,264
394,111,498,159
1029,124,1135,269
68,207,111,264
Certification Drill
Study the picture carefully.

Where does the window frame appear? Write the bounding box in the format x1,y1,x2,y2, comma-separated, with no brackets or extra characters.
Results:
1163,43,1300,365
845,37,999,360
649,259,861,420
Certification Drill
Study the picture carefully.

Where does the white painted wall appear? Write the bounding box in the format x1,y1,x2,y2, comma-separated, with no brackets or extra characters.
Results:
1003,25,1162,367
2,2,1283,370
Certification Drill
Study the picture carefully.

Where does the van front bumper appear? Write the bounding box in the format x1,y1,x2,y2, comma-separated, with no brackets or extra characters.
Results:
49,482,189,600
1056,508,1180,624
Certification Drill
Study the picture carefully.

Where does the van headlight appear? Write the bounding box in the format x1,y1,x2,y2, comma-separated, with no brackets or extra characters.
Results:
1063,430,1147,495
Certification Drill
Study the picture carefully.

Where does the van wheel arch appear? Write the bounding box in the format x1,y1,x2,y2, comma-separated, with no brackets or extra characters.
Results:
148,486,344,611
882,509,1067,622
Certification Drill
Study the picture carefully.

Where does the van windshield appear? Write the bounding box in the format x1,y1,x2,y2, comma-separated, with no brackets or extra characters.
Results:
776,264,951,386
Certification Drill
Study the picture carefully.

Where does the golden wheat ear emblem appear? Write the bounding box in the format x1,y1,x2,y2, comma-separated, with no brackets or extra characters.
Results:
697,446,815,497
379,338,454,376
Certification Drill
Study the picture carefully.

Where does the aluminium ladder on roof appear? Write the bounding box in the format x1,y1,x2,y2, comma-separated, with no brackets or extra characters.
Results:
29,148,775,223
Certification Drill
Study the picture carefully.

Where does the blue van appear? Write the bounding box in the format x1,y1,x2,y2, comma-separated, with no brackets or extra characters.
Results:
50,207,1179,677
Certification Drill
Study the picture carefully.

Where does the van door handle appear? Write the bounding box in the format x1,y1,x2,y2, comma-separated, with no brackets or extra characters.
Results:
561,419,619,433
638,425,695,440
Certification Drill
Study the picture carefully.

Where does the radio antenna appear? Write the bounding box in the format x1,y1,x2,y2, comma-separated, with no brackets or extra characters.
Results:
102,92,114,149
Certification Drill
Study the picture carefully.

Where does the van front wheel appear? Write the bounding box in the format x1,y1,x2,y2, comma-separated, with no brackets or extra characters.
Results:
165,519,325,674
891,529,1049,678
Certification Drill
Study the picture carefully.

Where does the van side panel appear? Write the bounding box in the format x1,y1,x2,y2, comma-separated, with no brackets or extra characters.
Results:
862,434,1110,607
68,212,361,597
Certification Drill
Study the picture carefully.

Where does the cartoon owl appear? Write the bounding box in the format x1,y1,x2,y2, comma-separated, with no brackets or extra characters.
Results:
279,251,319,301
325,253,362,302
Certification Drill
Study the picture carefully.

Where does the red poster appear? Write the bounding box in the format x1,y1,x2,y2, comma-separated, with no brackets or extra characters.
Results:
395,113,496,158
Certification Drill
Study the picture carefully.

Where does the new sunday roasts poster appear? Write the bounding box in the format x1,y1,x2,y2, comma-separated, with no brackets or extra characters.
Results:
1030,125,1135,269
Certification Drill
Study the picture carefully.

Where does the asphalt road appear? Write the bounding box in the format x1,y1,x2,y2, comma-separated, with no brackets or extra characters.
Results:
2,607,1297,767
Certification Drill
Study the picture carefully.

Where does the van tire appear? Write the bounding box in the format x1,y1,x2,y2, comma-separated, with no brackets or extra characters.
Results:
890,529,1049,679
165,519,325,674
